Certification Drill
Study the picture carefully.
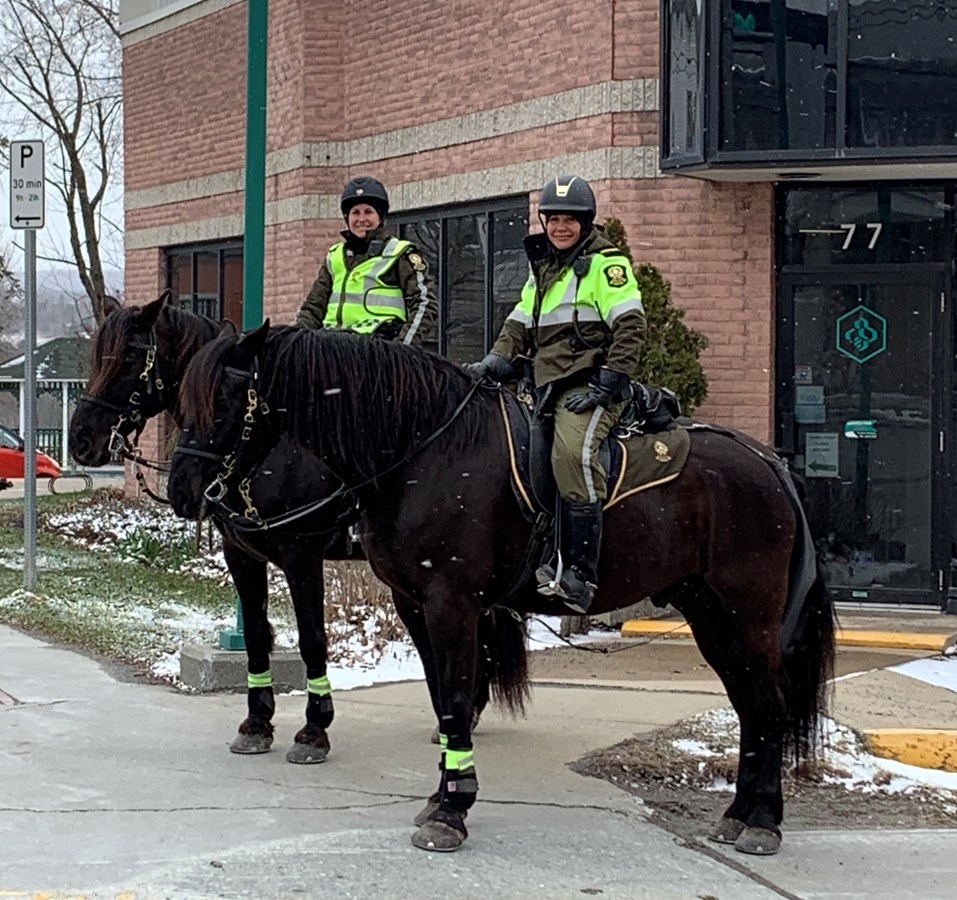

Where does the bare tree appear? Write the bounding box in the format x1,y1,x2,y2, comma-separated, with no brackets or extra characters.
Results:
0,0,122,326
0,246,23,359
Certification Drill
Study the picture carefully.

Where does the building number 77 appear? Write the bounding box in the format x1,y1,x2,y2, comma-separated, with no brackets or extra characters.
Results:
840,222,883,251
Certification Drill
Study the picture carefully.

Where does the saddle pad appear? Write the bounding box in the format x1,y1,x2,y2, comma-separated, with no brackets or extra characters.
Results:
497,391,690,515
606,427,690,510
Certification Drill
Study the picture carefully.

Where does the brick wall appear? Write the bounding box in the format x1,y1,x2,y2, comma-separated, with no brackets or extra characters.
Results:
123,0,776,442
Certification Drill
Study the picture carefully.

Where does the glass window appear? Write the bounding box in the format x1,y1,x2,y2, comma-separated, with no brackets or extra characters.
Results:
720,0,836,152
782,187,950,266
195,251,219,319
222,250,243,329
491,209,530,336
166,242,244,322
168,252,192,305
847,0,957,149
393,199,529,359
664,0,705,163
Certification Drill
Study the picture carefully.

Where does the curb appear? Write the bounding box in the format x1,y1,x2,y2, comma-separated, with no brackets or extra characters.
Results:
619,620,957,653
864,729,957,773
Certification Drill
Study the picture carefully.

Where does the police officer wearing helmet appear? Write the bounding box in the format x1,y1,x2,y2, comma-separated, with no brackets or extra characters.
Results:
470,175,645,614
297,175,437,344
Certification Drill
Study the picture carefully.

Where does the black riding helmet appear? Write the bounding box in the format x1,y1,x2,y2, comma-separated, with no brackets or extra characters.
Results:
538,174,596,234
340,175,390,220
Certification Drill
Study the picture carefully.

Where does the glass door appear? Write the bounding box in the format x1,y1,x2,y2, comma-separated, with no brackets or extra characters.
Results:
779,273,947,605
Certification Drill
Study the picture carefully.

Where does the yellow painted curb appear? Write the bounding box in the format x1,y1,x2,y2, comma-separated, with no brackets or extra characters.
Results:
834,629,955,652
620,620,956,653
864,729,957,773
620,620,692,639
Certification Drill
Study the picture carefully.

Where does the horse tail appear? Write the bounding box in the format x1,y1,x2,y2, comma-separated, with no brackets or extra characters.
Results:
479,607,531,716
782,499,836,762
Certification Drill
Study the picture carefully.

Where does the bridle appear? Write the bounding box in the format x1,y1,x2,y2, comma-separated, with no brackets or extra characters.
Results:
77,330,173,503
173,355,485,533
173,361,276,525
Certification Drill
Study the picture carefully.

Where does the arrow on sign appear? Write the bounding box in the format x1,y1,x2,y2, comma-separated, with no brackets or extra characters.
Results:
14,215,41,223
807,460,837,473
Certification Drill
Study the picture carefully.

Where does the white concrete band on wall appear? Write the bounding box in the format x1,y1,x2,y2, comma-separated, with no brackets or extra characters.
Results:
125,144,661,250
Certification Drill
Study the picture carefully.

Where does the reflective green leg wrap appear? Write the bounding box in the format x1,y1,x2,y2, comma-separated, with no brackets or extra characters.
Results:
441,746,478,813
306,674,334,729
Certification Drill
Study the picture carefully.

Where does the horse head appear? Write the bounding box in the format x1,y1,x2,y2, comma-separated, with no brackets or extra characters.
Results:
168,320,277,520
69,290,176,466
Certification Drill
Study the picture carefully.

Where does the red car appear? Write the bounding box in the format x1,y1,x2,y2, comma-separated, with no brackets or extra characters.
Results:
0,423,62,490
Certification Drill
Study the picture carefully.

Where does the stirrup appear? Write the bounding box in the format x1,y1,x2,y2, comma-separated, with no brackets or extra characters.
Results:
536,557,566,598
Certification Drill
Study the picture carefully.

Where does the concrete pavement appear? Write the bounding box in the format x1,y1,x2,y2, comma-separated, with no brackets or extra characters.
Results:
2,624,957,898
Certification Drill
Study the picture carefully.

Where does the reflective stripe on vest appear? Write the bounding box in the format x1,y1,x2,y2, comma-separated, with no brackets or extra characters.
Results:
506,249,643,330
324,237,410,333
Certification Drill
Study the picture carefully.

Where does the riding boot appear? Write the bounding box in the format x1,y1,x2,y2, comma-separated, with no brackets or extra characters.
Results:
536,501,603,615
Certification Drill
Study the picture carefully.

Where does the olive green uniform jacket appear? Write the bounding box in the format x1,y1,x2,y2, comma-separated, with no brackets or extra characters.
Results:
489,226,646,387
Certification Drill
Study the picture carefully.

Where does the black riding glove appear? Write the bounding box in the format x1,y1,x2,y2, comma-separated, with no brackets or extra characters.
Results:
464,353,516,382
564,367,632,414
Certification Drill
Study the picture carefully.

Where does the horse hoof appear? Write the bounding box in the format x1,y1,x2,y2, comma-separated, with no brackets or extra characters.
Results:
734,826,781,856
411,820,467,852
430,725,441,745
285,742,329,764
229,732,273,754
707,817,746,844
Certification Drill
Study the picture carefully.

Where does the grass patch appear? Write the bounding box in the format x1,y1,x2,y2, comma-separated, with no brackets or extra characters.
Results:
0,487,406,677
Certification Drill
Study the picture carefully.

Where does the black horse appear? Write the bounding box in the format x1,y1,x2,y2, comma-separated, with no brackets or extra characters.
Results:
68,295,507,763
167,323,835,856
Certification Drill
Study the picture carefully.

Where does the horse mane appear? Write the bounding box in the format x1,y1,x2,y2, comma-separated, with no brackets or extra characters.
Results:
86,302,221,396
184,328,492,480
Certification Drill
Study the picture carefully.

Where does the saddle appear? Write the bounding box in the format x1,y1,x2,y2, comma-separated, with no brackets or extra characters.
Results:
497,385,691,519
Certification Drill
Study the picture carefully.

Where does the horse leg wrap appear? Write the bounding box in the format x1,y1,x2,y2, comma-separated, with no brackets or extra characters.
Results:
245,683,275,730
306,675,334,729
438,766,479,814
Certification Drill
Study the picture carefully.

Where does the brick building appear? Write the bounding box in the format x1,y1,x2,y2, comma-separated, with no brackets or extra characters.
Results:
120,1,957,609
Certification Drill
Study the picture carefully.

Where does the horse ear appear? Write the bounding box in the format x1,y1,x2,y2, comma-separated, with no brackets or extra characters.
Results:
141,290,170,326
238,319,270,355
102,295,123,318
218,319,237,336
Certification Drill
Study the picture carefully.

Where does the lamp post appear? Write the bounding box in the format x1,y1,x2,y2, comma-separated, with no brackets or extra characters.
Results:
220,0,269,651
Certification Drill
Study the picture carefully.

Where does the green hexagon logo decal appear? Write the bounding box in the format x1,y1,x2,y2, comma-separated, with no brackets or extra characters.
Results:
836,305,887,364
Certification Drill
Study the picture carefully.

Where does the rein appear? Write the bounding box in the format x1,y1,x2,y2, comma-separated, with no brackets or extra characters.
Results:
175,360,486,533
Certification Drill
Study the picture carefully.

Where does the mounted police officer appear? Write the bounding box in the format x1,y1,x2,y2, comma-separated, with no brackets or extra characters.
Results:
297,175,437,344
470,174,646,614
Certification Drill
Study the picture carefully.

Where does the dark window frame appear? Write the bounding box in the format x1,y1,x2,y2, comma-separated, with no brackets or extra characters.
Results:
662,0,957,171
390,196,530,358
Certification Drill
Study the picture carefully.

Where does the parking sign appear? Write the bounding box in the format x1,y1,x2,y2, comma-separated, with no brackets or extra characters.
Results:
9,140,45,229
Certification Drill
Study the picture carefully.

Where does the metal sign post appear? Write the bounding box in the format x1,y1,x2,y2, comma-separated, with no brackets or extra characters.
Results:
9,140,45,591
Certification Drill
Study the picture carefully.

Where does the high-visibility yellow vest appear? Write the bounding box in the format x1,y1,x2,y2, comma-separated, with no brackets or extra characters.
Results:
507,248,644,331
324,237,410,333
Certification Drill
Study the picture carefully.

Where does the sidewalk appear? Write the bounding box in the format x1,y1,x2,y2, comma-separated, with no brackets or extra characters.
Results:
2,622,957,899
621,605,957,772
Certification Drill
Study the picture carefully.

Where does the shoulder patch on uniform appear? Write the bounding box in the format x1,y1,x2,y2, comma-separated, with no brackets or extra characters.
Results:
604,264,628,288
407,251,427,272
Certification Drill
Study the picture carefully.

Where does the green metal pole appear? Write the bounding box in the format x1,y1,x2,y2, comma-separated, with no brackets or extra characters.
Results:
220,0,269,651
